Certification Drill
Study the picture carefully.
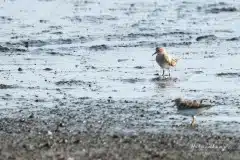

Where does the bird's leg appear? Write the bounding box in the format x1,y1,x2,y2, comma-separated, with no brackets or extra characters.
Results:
168,69,171,77
162,69,165,77
191,116,196,127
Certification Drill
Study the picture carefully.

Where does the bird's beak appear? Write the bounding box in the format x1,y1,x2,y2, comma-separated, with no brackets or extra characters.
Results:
152,52,157,56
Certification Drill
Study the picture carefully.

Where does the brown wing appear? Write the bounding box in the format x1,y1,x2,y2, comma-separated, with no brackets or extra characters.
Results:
163,54,178,66
178,100,211,109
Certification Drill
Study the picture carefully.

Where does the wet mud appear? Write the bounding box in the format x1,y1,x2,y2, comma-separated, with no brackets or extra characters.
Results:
1,0,240,159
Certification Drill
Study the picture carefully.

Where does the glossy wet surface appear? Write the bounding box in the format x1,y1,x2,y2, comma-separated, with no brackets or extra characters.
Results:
1,0,240,137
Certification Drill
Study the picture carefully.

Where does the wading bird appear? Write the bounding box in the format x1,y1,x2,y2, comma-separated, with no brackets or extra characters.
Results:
152,47,178,77
173,98,212,126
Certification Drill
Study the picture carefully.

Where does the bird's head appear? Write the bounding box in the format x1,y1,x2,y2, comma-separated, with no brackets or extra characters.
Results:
173,98,182,106
152,47,166,56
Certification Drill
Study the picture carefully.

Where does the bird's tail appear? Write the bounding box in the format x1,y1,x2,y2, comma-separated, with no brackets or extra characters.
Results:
170,58,179,66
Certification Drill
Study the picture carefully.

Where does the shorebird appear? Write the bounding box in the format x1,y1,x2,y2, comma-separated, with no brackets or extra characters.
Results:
173,98,212,126
152,47,178,77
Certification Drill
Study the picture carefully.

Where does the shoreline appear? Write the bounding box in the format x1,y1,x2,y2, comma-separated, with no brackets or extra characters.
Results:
0,101,239,159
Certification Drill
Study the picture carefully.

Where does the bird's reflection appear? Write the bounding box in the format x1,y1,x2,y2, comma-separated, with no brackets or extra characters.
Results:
151,76,178,89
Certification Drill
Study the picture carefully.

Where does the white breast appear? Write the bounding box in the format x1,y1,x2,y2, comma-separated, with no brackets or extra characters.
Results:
156,54,170,69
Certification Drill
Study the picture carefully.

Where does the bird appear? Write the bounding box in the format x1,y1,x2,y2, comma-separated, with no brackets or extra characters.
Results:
173,98,213,126
152,47,178,77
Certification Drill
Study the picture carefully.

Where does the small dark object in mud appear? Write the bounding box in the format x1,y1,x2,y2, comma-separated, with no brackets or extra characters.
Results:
43,68,52,71
39,142,51,149
207,7,237,14
89,44,109,51
134,66,145,69
58,122,65,127
47,51,59,55
23,41,29,49
19,118,25,122
28,113,34,119
18,67,23,72
196,35,217,41
117,59,128,62
39,19,48,23
112,134,119,139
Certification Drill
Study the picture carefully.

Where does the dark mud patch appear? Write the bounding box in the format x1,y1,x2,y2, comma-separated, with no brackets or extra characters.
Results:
204,55,215,58
196,35,217,41
63,16,82,23
117,59,129,62
53,38,73,45
151,77,179,82
162,42,192,47
134,66,145,69
43,68,53,71
215,29,233,33
126,32,192,39
46,51,64,56
0,16,13,21
22,40,47,47
199,2,238,14
83,15,118,23
0,84,17,89
193,71,204,74
48,25,62,30
89,44,110,51
0,16,13,23
55,80,100,91
51,31,63,35
105,31,194,41
19,38,78,48
115,41,192,48
226,37,240,41
1,131,239,160
0,44,27,53
121,78,145,83
0,45,10,52
55,80,92,86
85,65,96,70
206,7,237,14
216,72,240,78
10,35,27,40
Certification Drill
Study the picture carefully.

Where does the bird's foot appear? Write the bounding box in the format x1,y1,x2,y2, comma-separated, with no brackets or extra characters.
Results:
191,123,195,127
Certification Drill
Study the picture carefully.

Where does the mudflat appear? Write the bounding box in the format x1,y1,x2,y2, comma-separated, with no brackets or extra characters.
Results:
1,0,240,159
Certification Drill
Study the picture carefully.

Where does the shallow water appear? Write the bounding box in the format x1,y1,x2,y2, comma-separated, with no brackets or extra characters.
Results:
1,0,240,135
